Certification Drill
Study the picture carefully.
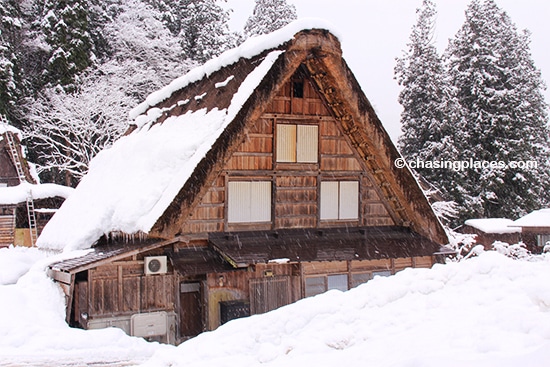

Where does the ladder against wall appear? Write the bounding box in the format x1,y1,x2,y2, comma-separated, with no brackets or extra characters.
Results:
0,115,38,246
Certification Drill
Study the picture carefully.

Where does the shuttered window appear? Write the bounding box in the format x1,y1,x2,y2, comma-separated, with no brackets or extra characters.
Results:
276,124,318,163
320,181,359,220
228,181,271,223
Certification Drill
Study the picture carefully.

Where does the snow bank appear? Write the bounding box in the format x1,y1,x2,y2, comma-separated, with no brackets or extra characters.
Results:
0,182,73,205
129,18,339,120
0,247,167,365
464,218,520,233
142,252,550,367
37,51,282,251
1,248,550,366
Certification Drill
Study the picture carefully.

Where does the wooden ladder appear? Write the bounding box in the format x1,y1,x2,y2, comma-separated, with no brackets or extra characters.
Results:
1,115,38,246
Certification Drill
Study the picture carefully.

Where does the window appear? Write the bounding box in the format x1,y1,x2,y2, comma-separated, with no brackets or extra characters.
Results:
227,181,271,223
537,234,550,248
305,274,349,297
320,181,359,220
276,124,318,163
292,81,304,98
350,272,372,288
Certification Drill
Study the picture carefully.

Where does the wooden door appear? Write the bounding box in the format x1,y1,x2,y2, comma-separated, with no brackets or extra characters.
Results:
179,282,202,337
249,276,291,315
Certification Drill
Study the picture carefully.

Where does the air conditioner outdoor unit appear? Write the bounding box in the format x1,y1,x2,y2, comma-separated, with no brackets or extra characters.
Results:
144,256,167,275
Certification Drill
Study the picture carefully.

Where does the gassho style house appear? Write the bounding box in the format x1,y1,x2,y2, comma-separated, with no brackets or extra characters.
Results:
39,20,450,344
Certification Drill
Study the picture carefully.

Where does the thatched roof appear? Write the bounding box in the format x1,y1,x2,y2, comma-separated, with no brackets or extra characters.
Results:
38,20,447,252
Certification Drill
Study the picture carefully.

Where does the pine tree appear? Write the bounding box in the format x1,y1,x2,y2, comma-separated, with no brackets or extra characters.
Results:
0,0,23,120
395,0,462,214
446,0,550,220
176,0,236,63
40,0,94,90
243,0,297,38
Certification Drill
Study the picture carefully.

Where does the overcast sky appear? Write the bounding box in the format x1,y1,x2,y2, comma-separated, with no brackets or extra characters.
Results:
224,0,550,143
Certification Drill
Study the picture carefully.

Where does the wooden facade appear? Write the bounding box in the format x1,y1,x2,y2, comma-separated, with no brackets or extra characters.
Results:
47,29,449,344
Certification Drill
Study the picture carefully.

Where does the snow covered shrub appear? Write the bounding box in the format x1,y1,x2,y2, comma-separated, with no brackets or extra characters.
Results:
492,241,532,260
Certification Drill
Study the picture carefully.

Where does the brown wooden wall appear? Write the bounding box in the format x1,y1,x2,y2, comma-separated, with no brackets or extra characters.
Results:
180,74,395,236
79,261,176,323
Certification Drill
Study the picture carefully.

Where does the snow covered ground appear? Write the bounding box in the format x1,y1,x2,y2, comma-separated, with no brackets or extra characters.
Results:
1,246,550,366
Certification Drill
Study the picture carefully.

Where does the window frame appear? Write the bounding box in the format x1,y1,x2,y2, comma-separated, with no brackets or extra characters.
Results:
319,180,360,221
227,181,272,224
275,123,319,164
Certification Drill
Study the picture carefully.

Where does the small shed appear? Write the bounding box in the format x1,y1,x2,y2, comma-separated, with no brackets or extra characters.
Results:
459,218,521,249
510,209,550,252
0,122,72,247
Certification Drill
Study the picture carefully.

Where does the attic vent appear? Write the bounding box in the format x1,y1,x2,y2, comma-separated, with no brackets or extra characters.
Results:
293,81,304,98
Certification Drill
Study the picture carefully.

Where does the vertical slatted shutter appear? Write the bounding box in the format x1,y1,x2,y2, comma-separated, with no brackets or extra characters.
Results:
228,182,249,223
339,181,359,220
320,181,339,220
250,181,271,222
276,124,296,162
296,125,318,163
228,181,271,223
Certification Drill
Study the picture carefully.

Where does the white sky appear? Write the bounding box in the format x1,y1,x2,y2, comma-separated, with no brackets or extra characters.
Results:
224,0,550,143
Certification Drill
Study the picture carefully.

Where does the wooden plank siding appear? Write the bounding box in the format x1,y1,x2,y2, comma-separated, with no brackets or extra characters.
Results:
87,264,176,318
175,75,397,237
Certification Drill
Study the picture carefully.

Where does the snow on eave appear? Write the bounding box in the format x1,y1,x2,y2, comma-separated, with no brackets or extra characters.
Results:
464,218,521,234
0,182,73,205
129,18,340,121
510,208,550,228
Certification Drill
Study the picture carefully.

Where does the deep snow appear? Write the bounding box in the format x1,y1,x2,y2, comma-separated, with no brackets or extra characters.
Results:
1,247,549,366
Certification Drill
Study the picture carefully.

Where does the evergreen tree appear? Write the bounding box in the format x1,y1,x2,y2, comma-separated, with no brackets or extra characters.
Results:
446,0,550,220
395,0,462,218
40,0,94,90
0,0,23,120
243,0,297,38
178,0,236,63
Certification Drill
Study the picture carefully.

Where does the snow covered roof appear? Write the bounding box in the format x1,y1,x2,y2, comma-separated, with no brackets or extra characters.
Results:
37,20,341,252
464,218,521,234
0,182,73,205
511,208,550,228
37,18,447,252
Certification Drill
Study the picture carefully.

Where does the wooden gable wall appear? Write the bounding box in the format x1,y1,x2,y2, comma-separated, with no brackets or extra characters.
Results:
179,68,395,236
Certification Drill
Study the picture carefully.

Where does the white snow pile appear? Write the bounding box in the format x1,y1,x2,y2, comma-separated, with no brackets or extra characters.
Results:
37,50,281,252
0,247,170,366
464,218,520,233
0,182,73,205
142,251,550,367
1,248,550,366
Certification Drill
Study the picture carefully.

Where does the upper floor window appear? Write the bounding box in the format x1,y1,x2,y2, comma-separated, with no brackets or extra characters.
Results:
227,181,271,223
320,181,359,220
276,124,318,163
